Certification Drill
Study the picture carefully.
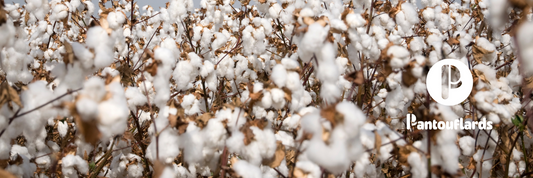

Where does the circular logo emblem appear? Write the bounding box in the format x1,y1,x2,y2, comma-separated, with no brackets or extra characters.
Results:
426,59,473,106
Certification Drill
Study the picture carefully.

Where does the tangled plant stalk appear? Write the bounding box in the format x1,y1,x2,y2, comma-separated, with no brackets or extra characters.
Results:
0,0,532,177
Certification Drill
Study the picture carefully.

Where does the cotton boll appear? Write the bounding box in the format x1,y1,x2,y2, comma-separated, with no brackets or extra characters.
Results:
181,94,201,116
261,91,273,108
86,27,115,69
489,0,509,30
271,64,287,87
402,3,419,25
81,77,107,102
200,60,215,77
517,22,533,76
71,42,94,69
146,129,180,163
270,88,286,109
281,57,300,70
336,101,366,136
459,136,475,156
26,0,50,20
50,4,68,21
76,98,99,121
180,124,205,164
107,11,126,30
346,13,366,28
276,131,295,148
97,82,129,140
62,155,89,178
173,60,195,91
475,37,497,63
233,160,263,178
154,48,176,68
269,3,282,18
407,152,427,178
97,100,128,136
285,71,303,94
124,87,147,111
387,45,410,69
298,23,328,62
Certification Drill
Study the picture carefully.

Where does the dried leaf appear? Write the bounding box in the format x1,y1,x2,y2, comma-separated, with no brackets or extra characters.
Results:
472,44,491,64
0,169,15,178
262,141,286,168
402,61,418,87
0,4,5,25
62,42,74,65
396,145,417,166
152,160,165,178
74,114,101,145
196,113,213,128
447,36,460,46
145,60,160,76
68,101,101,145
293,167,309,178
0,82,22,109
249,92,263,102
473,69,490,84
303,17,315,25
344,70,364,85
282,87,293,102
320,104,344,128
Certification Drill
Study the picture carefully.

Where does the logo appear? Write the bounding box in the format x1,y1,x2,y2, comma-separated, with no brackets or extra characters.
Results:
406,114,492,130
426,59,473,106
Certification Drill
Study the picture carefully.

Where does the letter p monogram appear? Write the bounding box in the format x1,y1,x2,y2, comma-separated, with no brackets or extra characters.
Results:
426,59,473,106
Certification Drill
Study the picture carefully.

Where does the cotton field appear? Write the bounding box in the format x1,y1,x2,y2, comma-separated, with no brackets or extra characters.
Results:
0,0,532,177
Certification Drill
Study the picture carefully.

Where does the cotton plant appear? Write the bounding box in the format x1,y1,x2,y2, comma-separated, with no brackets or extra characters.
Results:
0,0,532,177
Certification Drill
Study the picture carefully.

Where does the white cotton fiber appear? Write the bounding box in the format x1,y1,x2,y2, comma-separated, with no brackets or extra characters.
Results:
233,160,262,178
76,98,99,121
408,152,427,178
86,27,115,69
271,64,287,87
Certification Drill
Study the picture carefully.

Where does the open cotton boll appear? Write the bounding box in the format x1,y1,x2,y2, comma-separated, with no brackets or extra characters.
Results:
345,13,366,28
181,94,201,115
261,91,273,108
76,98,99,121
212,32,228,50
50,4,68,21
57,121,68,138
124,87,147,111
408,152,427,178
70,42,94,69
281,57,300,70
173,60,195,91
81,77,107,102
97,81,129,139
233,160,263,178
459,136,475,156
336,102,366,135
298,23,328,62
180,124,205,164
402,3,419,25
387,45,410,69
26,0,50,20
146,129,180,163
107,11,127,30
317,58,340,82
488,0,509,30
517,22,533,76
61,155,89,178
86,27,115,69
475,37,497,63
271,64,287,87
